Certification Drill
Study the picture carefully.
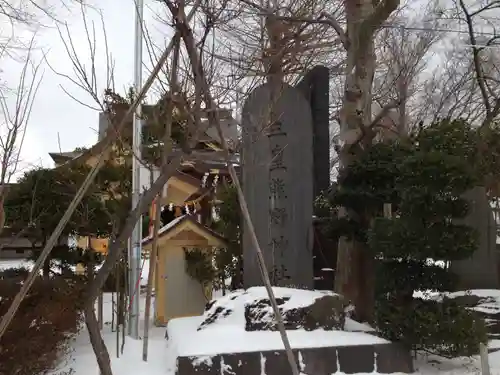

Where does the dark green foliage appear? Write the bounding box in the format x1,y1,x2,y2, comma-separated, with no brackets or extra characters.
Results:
4,164,122,274
369,219,477,261
334,143,410,215
375,297,487,358
375,261,456,297
105,88,189,165
184,248,216,286
333,118,487,356
211,184,243,290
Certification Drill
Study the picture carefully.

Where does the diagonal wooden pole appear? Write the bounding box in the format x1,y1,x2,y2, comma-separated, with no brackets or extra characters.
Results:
0,1,202,341
167,5,300,375
142,34,180,361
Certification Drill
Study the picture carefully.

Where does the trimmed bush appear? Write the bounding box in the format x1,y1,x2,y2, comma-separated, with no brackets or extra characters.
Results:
333,119,488,357
375,296,487,357
0,268,85,375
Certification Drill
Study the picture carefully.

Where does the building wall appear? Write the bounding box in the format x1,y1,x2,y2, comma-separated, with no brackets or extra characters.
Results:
154,239,212,325
143,221,223,326
0,235,68,260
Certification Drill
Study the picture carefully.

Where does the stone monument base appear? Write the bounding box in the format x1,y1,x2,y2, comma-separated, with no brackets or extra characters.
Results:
176,343,414,375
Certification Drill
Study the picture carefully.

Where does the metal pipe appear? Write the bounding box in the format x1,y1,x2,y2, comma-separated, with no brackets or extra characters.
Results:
129,0,144,339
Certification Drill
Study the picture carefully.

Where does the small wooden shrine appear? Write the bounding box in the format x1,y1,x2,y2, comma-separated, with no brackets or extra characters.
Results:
142,215,226,325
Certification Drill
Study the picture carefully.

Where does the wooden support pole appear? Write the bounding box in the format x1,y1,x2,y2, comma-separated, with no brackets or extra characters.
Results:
383,203,392,219
480,342,491,375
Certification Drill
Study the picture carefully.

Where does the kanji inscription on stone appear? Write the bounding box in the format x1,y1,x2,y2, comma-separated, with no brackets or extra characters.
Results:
241,82,314,289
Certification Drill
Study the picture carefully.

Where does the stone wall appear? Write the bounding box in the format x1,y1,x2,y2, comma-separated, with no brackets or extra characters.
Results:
176,343,413,375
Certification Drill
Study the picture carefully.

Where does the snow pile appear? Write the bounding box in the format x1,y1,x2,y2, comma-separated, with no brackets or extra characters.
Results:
413,289,500,351
445,289,500,351
198,287,338,330
44,289,500,375
447,289,500,315
167,287,388,357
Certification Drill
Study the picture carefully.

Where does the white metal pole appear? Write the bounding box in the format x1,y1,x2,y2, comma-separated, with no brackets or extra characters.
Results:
129,0,144,340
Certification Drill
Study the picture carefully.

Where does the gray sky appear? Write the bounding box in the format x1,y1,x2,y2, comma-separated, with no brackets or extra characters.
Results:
5,0,493,179
4,0,166,176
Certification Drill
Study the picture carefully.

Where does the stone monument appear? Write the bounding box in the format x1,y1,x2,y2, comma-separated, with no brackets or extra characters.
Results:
241,82,314,289
296,65,331,199
296,66,336,289
450,186,499,289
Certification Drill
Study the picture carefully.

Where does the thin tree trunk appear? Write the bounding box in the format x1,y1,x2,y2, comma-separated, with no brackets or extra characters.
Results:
84,304,113,375
142,192,162,361
85,242,112,375
143,38,178,359
0,186,6,236
0,3,203,342
164,5,300,375
115,262,120,358
121,259,127,355
98,291,104,330
82,58,217,375
43,257,51,279
111,290,115,331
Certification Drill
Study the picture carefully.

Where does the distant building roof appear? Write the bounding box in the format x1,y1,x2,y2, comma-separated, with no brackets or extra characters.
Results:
48,151,83,164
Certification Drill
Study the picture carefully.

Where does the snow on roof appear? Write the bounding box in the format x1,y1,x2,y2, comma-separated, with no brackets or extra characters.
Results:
166,287,387,357
141,215,186,244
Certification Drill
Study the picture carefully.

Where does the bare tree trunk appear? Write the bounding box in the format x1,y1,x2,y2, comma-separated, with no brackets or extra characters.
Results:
84,304,113,375
0,1,203,341
115,263,120,358
142,192,161,361
0,38,43,237
98,291,104,330
84,242,113,375
42,239,50,279
334,0,400,323
143,35,178,360
162,4,300,375
111,289,115,331
0,186,6,236
121,258,127,355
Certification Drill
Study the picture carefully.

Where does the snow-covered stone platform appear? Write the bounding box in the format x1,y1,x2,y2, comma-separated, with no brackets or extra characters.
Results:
167,287,413,375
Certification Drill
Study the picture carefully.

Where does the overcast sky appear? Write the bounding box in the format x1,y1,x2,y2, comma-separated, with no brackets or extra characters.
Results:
4,0,494,180
3,0,168,177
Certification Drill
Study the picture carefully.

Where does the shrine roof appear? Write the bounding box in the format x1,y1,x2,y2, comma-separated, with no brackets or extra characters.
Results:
141,215,227,247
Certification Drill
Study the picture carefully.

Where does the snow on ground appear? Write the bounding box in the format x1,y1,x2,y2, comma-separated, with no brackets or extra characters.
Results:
447,289,500,315
4,258,500,375
0,259,34,271
167,287,385,357
50,293,176,375
168,316,387,357
43,288,500,375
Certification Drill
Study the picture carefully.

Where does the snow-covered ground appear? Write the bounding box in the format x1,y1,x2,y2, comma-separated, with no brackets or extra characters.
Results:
50,290,500,375
3,259,500,374
168,287,385,357
50,293,175,375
